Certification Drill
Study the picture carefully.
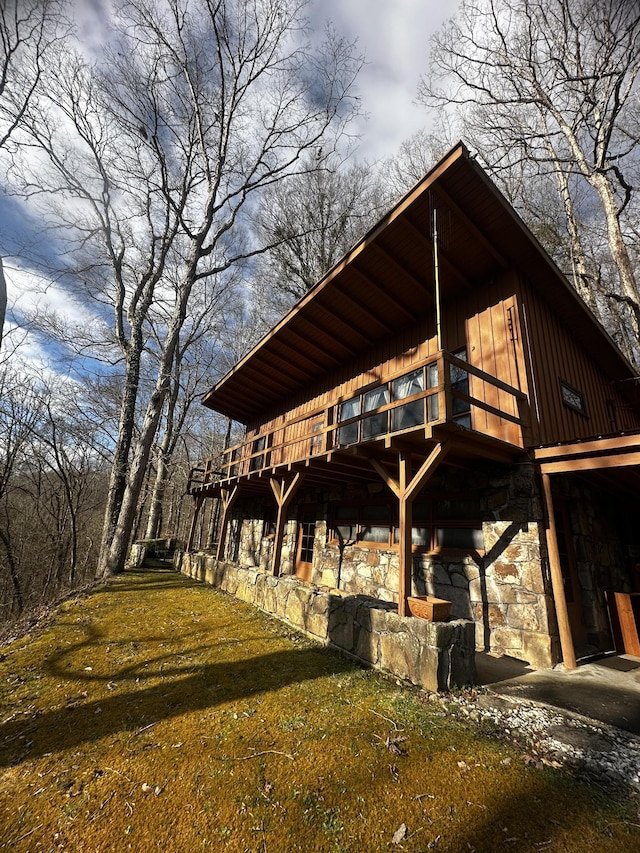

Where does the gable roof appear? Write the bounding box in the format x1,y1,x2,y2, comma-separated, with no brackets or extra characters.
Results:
203,141,636,424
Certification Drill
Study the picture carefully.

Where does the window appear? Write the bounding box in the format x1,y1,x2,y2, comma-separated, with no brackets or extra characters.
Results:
362,386,390,440
331,502,394,547
338,398,361,446
427,361,440,421
364,386,390,410
337,362,441,447
436,527,484,549
393,501,431,546
360,504,392,542
392,368,424,401
450,349,471,428
560,381,587,416
392,368,425,431
249,434,266,471
330,494,483,553
333,504,358,543
310,419,324,454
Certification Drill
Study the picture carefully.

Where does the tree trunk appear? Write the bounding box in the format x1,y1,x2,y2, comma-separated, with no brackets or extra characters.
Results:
544,136,597,314
144,368,180,541
100,288,190,575
590,171,640,332
95,339,142,578
101,378,171,575
144,450,167,540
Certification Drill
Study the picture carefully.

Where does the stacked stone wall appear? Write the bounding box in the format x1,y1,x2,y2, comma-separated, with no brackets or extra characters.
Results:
177,552,475,693
225,463,557,668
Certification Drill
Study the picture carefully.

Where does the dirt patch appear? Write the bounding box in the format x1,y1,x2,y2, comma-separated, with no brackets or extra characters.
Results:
1,568,638,852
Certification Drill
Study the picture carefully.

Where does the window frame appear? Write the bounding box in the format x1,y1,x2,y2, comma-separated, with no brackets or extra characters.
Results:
337,363,440,448
559,380,588,417
329,494,485,555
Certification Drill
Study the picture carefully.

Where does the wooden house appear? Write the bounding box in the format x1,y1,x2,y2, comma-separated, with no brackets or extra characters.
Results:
186,142,640,671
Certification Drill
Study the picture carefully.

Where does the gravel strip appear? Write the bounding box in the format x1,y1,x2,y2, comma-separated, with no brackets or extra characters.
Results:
430,689,640,793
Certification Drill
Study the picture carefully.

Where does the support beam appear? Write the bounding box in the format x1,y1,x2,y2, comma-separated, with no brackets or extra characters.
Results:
216,485,240,561
270,472,304,576
405,443,450,501
541,472,577,670
369,458,401,499
399,493,413,618
186,495,204,553
371,443,449,616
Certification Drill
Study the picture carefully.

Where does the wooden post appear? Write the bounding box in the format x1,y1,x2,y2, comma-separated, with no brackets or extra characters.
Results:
186,495,204,553
541,472,577,670
216,485,240,562
371,443,449,617
270,472,303,576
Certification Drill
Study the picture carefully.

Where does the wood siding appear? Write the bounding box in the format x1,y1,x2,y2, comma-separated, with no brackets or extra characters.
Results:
244,267,639,456
244,272,525,451
195,267,640,493
517,275,640,444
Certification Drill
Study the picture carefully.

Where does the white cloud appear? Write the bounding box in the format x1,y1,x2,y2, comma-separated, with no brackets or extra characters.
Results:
2,260,111,374
310,0,461,161
4,261,97,328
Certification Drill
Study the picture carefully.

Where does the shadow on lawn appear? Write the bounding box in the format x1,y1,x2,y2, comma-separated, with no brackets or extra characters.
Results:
0,643,354,768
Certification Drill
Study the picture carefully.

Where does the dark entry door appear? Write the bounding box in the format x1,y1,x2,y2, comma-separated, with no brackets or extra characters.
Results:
554,501,587,649
295,511,315,583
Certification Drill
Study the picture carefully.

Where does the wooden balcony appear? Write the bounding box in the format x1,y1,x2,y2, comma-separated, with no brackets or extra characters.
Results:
188,351,530,495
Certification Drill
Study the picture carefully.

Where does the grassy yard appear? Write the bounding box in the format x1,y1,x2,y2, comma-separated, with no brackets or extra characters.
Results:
0,568,638,852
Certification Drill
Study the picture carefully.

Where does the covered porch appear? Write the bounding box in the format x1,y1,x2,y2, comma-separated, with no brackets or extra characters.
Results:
534,430,640,670
187,348,532,620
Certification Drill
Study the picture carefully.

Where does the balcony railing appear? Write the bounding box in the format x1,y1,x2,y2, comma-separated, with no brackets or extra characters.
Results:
188,350,530,493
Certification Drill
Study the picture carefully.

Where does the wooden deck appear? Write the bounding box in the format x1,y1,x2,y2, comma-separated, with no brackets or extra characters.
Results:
188,350,530,496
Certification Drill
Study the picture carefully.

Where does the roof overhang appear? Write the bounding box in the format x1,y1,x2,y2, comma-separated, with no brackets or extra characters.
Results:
203,142,638,424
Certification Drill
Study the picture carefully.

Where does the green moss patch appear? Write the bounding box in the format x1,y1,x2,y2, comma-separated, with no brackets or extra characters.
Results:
0,568,638,852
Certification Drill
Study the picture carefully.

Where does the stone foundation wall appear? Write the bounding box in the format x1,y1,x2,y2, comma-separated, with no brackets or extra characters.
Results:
177,552,475,693
223,463,557,668
225,514,297,575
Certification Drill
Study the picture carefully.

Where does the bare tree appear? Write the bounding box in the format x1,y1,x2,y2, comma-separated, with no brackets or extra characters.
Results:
0,367,41,613
418,0,640,348
0,0,65,149
0,362,106,618
252,155,387,305
11,0,363,577
381,127,453,201
142,289,233,541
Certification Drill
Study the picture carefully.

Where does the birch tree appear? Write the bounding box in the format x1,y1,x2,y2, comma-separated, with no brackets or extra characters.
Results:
12,0,363,577
418,0,640,349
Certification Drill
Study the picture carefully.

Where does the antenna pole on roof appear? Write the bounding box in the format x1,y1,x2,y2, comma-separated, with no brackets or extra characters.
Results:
433,208,442,351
